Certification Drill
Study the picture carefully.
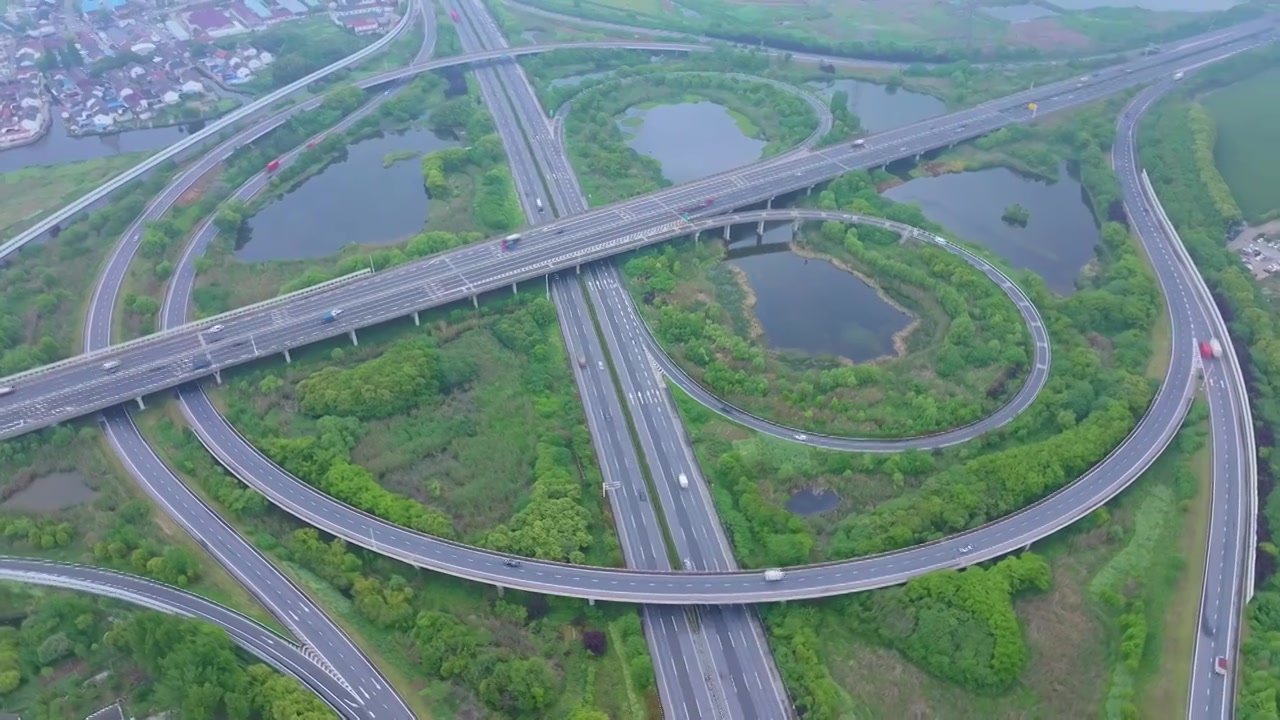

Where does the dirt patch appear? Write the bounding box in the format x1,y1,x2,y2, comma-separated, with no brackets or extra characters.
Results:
1016,548,1107,718
175,165,222,206
1006,19,1091,51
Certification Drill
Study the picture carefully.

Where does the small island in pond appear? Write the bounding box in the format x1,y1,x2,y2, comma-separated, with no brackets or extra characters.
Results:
1002,203,1030,226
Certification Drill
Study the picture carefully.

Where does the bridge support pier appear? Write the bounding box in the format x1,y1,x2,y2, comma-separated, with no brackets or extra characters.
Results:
693,230,700,244
576,264,581,275
792,218,801,235
722,224,731,240
588,597,595,606
915,153,922,162
283,348,292,364
766,196,773,210
135,396,145,410
495,585,504,598
511,282,518,295
756,219,765,235
806,185,813,196
214,370,222,385
412,311,420,326
472,295,479,309
348,329,358,347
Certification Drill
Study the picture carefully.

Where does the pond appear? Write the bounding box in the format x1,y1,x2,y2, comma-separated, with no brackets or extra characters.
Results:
1,471,96,513
884,161,1100,293
236,125,459,262
785,488,842,516
724,222,911,363
806,78,947,133
617,101,766,184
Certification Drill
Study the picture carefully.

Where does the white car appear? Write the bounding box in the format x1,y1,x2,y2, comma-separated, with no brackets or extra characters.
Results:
208,324,224,333
794,433,808,441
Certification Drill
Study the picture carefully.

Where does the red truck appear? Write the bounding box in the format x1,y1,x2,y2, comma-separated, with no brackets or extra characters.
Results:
1199,338,1222,359
265,158,281,172
1215,656,1228,676
449,9,459,20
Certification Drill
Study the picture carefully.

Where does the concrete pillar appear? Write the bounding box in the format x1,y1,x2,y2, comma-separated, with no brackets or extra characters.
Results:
283,348,292,363
756,219,765,234
214,370,222,385
412,311,420,326
792,219,800,234
472,295,479,309
722,225,730,240
576,264,581,275
495,585,504,597
915,153,921,162
588,597,595,606
135,396,145,410
511,282,518,295
806,185,813,196
766,197,773,210
694,230,700,243
348,329,358,347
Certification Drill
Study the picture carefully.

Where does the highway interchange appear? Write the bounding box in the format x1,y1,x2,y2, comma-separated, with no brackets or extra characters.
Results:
0,7,1269,719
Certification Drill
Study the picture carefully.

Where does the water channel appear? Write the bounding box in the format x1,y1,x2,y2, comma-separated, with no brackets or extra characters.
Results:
805,79,946,133
236,125,459,262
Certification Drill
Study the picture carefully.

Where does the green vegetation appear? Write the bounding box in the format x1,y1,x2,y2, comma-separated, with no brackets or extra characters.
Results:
1002,203,1029,226
1202,66,1280,223
218,294,620,564
0,587,327,719
563,69,817,202
0,152,148,236
417,96,524,233
0,427,272,626
0,165,177,375
745,405,1208,718
514,0,1260,62
623,183,1032,438
137,292,658,716
1136,44,1280,718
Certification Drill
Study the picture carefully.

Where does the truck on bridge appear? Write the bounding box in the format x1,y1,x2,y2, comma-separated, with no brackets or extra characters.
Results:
265,158,281,172
501,233,521,250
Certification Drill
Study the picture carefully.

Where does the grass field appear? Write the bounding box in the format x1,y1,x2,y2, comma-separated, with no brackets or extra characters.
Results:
0,152,149,235
1202,67,1280,222
525,0,1191,55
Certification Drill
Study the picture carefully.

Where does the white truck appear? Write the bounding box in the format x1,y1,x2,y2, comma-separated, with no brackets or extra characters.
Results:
677,473,689,489
764,569,786,582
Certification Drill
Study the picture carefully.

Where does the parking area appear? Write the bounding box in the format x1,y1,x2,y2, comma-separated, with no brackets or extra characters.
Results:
1230,224,1280,280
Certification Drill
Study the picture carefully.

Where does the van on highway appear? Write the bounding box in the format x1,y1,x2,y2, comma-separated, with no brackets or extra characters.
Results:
0,386,13,397
677,473,689,489
764,569,786,582
102,360,121,372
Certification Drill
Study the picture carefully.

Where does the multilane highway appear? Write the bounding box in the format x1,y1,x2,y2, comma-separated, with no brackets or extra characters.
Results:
0,26,1268,607
0,557,363,718
0,24,1268,437
454,1,792,715
65,6,446,720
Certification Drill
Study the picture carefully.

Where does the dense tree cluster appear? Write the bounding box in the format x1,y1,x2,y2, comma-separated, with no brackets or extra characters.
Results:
0,589,328,718
296,337,443,419
284,525,621,715
852,553,1051,691
1134,46,1280,718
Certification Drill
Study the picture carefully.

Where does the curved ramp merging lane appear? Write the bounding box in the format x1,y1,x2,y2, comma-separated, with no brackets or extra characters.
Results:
0,557,364,719
169,209,1059,604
